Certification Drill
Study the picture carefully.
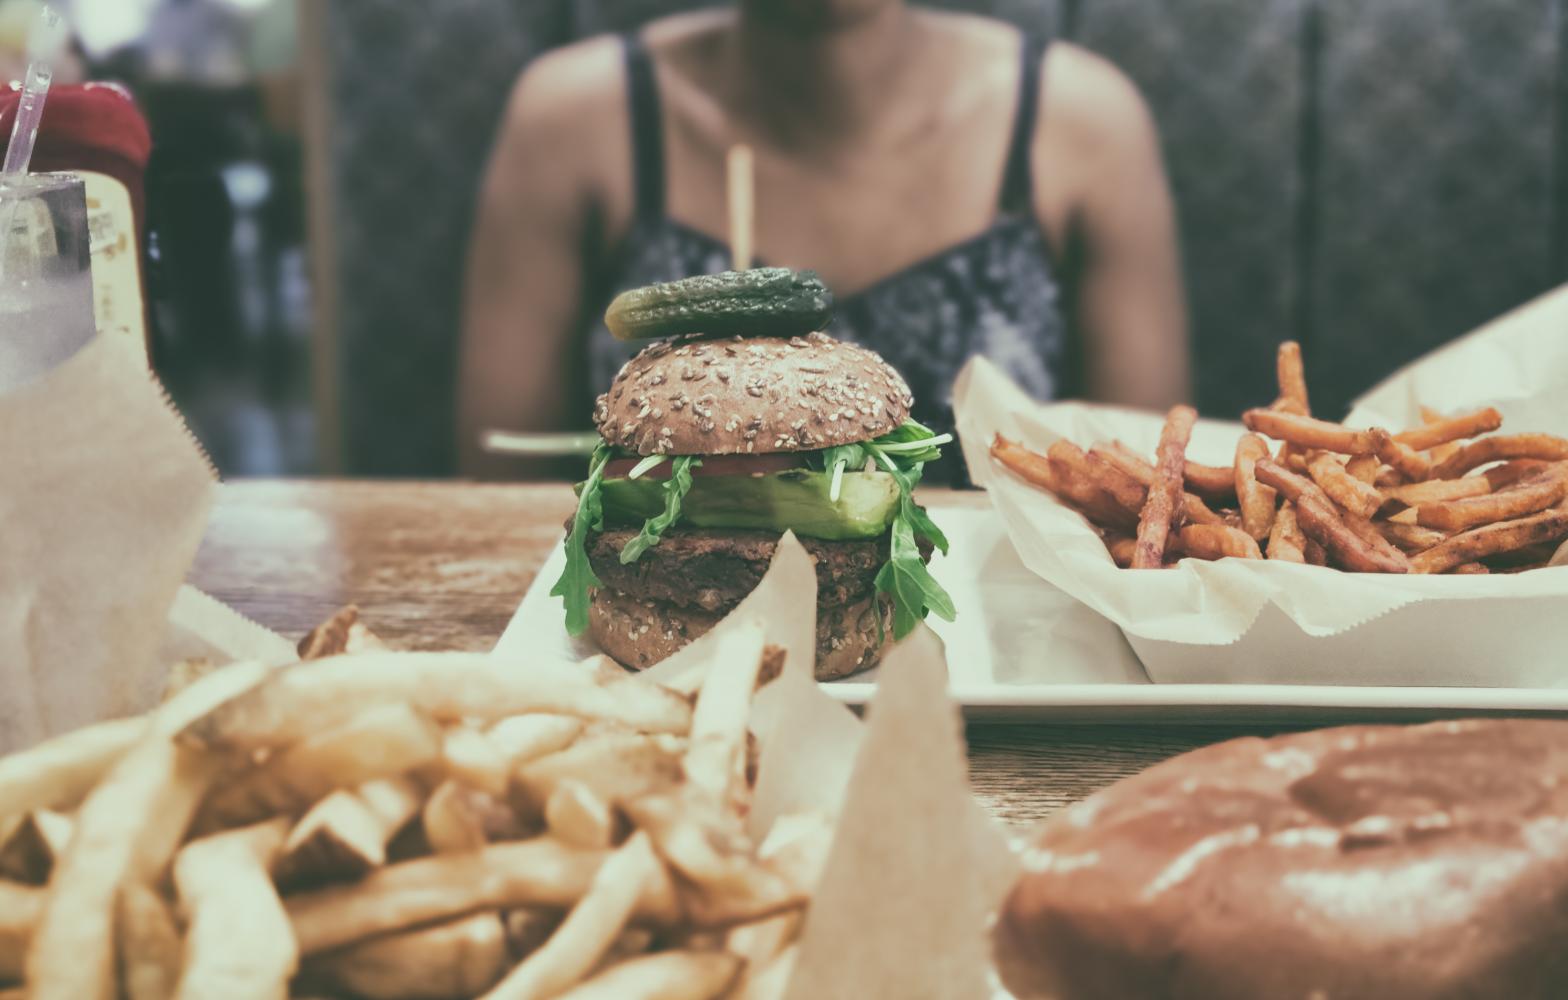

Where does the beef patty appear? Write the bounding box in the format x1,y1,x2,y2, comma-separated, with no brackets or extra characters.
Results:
585,526,889,613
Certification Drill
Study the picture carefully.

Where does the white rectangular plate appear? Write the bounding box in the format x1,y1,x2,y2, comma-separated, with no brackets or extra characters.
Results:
499,507,1568,724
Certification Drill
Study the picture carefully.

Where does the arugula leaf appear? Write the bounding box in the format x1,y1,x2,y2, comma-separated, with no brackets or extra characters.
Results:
618,455,702,564
867,453,956,638
551,443,613,636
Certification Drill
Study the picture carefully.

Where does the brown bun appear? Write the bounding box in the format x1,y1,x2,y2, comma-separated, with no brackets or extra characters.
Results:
588,586,889,681
592,332,912,456
996,719,1568,1000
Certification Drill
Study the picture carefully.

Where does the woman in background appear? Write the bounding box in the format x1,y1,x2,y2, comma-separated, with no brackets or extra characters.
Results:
460,0,1187,480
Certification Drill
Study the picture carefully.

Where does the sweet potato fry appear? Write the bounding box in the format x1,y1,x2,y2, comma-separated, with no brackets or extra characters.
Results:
990,436,1135,530
1183,461,1237,501
1242,410,1380,455
1432,434,1568,478
1482,459,1551,491
1383,478,1492,507
1337,509,1413,573
1395,407,1504,451
1106,535,1137,568
1417,468,1568,532
1306,452,1385,519
1177,524,1263,561
1345,454,1380,485
1265,503,1307,562
1370,429,1431,482
1092,445,1224,527
1258,460,1407,573
1081,448,1148,514
1233,434,1276,541
1275,341,1310,413
1378,521,1449,553
1410,509,1568,574
1133,406,1197,569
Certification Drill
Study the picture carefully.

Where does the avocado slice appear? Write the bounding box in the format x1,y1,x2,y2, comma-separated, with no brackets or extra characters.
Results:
598,470,898,540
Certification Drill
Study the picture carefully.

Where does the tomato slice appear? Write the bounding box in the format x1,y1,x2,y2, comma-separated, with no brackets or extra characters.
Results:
604,453,807,480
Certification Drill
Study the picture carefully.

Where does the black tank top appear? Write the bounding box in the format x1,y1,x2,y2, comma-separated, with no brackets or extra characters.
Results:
587,31,1073,484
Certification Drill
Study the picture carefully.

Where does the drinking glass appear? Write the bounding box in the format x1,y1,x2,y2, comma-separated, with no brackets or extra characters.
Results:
0,171,96,391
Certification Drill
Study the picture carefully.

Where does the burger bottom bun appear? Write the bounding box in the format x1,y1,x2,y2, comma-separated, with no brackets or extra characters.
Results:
588,586,890,681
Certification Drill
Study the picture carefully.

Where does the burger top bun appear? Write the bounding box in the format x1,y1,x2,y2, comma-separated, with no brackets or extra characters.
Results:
996,718,1568,1000
593,332,913,457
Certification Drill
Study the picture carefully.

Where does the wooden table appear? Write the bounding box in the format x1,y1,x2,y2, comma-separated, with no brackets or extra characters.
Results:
191,480,1287,829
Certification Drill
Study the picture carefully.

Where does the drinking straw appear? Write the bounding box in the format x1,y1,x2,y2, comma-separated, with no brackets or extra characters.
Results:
2,3,67,177
726,143,754,270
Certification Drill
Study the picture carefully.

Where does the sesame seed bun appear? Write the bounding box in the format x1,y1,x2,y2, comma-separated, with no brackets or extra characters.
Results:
588,585,891,681
592,332,913,457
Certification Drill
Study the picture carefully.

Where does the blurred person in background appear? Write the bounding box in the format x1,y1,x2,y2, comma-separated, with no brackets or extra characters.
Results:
1,0,84,83
460,0,1189,481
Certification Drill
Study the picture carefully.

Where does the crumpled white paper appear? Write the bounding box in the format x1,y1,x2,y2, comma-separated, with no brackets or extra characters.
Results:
0,335,215,752
955,284,1568,686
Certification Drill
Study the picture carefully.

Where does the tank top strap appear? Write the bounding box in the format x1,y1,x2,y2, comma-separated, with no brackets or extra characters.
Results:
621,32,666,223
999,32,1048,214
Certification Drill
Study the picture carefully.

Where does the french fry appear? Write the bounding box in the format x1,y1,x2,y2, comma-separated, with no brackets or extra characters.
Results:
0,809,72,884
550,950,742,1000
1336,509,1413,573
1374,467,1407,489
297,605,388,660
481,832,661,1000
1106,535,1138,568
424,780,493,854
180,652,693,754
514,734,685,814
27,661,269,1000
200,701,442,829
275,777,425,885
1432,434,1568,478
0,715,146,821
1451,562,1491,575
1242,409,1380,455
1383,478,1492,506
300,913,509,1000
1177,524,1263,561
1417,467,1568,533
1092,445,1224,527
1134,406,1197,569
1370,429,1431,482
487,714,585,765
1275,341,1310,413
1411,509,1568,574
1082,449,1148,514
0,880,44,982
505,910,564,961
733,943,798,1000
1265,503,1307,562
990,435,1137,530
1306,452,1385,519
116,881,183,1000
1233,434,1276,541
1182,461,1237,501
1482,459,1551,491
173,818,296,1000
1344,454,1380,485
1395,406,1504,451
286,839,683,955
1304,538,1328,566
545,781,616,851
684,625,765,810
1256,461,1407,574
442,727,513,797
1378,521,1449,553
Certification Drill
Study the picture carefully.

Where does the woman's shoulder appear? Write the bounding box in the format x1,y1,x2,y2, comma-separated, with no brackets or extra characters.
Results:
1039,41,1159,155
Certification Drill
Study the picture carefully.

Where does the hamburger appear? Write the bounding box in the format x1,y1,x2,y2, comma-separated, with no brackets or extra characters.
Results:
996,718,1568,999
552,269,955,679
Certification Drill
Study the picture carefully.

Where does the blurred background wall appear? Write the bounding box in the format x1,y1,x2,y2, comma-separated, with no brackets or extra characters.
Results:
15,0,1568,477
